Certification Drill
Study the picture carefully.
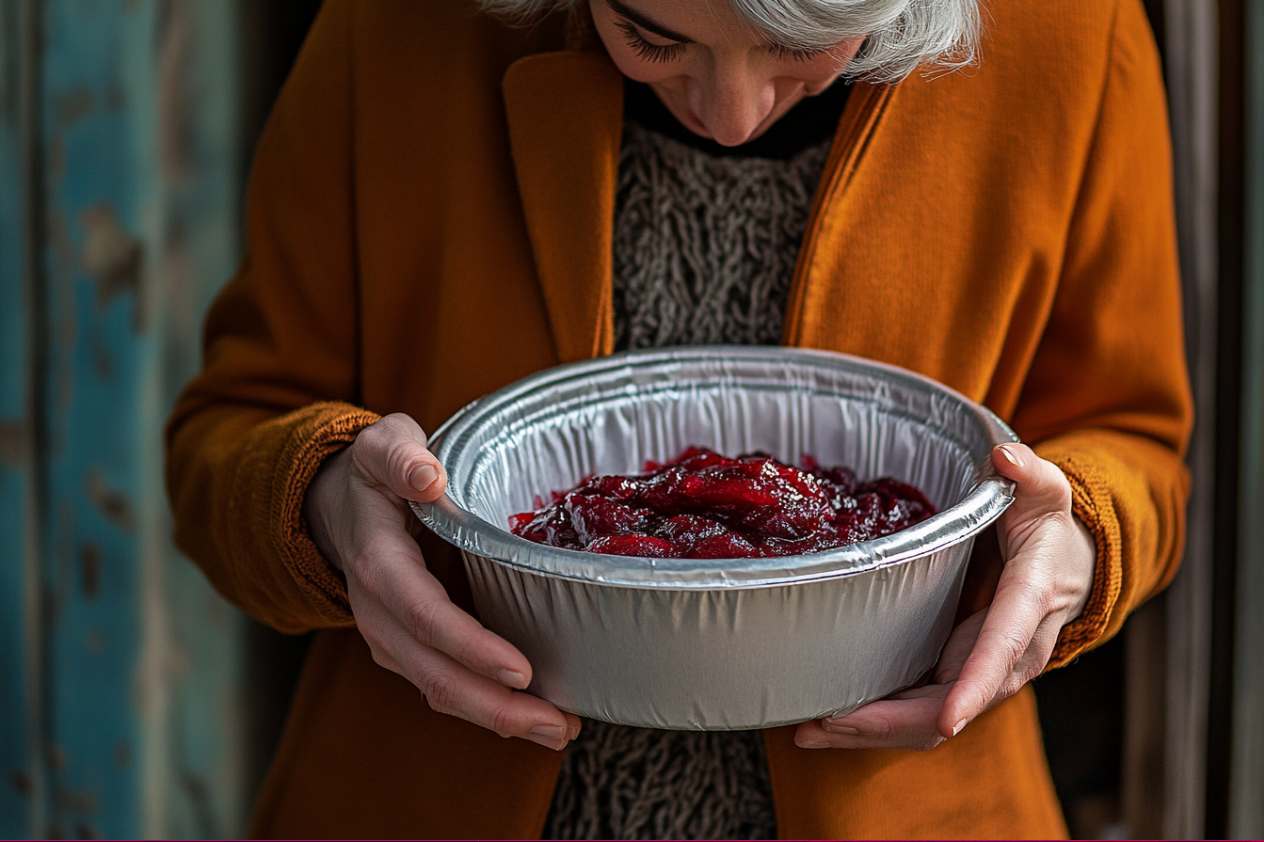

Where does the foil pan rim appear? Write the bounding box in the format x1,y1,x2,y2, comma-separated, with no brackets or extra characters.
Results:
411,475,1010,589
414,347,1018,589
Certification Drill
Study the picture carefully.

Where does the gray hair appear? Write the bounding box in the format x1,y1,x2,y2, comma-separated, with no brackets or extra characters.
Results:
476,0,981,83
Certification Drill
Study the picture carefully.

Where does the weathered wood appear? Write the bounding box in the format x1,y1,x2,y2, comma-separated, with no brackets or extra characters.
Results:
1158,1,1219,838
0,0,251,836
135,1,249,836
0,0,39,837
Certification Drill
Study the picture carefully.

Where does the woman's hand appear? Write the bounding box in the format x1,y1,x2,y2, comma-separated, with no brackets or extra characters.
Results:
794,443,1096,751
303,412,582,750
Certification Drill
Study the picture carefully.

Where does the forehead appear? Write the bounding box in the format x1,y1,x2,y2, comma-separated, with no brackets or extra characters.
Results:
600,0,856,48
605,0,762,39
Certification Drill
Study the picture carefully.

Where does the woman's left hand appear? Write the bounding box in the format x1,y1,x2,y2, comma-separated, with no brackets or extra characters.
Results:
794,443,1097,751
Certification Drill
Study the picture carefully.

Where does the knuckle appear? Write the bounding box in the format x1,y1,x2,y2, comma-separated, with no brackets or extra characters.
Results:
405,599,442,647
422,670,459,712
487,705,517,737
386,439,424,479
1004,665,1042,699
381,414,423,448
998,676,1024,701
980,627,1028,669
998,629,1029,665
347,552,383,592
354,421,390,456
865,718,893,740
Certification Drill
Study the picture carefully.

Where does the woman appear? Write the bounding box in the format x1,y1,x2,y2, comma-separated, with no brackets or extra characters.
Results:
166,0,1191,837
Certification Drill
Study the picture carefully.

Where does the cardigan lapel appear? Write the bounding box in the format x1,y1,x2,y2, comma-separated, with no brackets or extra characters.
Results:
503,51,624,363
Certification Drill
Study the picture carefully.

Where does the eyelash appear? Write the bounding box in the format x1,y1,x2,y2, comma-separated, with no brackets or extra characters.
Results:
616,20,687,63
615,19,828,64
768,44,828,63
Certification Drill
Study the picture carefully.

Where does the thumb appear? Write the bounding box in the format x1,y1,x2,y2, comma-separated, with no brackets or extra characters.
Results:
991,443,1071,526
350,413,448,503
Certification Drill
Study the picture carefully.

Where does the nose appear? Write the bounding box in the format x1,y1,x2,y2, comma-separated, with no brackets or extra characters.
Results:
692,58,776,146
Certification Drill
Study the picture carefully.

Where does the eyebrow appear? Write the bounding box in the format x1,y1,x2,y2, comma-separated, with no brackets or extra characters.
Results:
605,0,695,43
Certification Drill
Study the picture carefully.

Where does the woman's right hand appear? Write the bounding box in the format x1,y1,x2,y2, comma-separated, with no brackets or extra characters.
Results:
303,412,581,750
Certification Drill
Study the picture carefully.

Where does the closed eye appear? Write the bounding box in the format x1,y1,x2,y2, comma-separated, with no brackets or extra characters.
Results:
767,43,829,62
616,19,688,63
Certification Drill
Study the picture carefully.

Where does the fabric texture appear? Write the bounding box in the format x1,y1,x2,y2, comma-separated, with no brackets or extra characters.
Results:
542,721,777,840
164,0,1192,838
613,121,831,350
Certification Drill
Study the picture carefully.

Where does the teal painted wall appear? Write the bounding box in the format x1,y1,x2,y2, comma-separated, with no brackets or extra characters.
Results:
1,0,251,836
1,2,37,837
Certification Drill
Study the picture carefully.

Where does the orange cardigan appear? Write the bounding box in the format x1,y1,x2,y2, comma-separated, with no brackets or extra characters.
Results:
166,0,1191,837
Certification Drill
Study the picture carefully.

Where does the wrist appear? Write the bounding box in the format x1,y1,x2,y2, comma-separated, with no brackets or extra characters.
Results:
303,445,352,571
1066,515,1097,621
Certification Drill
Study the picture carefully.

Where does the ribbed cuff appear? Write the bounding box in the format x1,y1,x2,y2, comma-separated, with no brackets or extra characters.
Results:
271,401,382,626
1044,455,1122,669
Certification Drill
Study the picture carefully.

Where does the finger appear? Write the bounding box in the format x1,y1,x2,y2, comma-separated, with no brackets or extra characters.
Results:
938,572,1048,736
795,685,950,751
349,531,533,689
351,413,448,502
379,619,574,749
997,614,1064,700
991,444,1073,538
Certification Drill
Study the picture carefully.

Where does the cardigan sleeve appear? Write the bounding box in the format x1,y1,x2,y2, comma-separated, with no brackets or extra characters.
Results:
165,0,372,633
1012,0,1193,668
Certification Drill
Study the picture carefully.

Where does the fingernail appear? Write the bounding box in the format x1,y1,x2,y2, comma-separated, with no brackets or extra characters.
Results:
951,718,969,737
997,445,1023,467
496,668,528,689
528,724,566,750
824,721,860,736
409,464,438,493
801,740,832,749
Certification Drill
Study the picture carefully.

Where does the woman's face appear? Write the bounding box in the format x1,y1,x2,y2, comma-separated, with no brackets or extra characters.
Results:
589,0,866,146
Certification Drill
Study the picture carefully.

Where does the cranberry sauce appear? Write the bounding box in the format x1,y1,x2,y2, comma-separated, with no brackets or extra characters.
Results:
508,446,937,559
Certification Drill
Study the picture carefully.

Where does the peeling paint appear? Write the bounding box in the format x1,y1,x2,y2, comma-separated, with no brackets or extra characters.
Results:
10,772,31,796
53,88,93,126
158,0,192,183
88,328,114,379
79,203,145,331
84,469,137,533
113,742,131,769
0,419,26,466
79,543,101,599
76,823,103,839
181,771,215,838
54,786,98,814
49,207,77,415
47,745,67,771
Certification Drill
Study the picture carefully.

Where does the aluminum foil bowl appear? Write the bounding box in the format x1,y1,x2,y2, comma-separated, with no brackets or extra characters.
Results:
413,347,1016,730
